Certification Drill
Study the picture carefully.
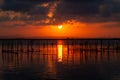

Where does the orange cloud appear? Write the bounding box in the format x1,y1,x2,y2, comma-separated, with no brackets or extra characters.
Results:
41,3,49,8
0,0,3,6
47,1,61,18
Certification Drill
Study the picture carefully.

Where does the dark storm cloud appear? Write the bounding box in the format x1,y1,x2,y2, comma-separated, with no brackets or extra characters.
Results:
64,0,105,3
54,0,120,23
0,0,105,12
0,0,120,24
56,2,99,17
0,0,58,11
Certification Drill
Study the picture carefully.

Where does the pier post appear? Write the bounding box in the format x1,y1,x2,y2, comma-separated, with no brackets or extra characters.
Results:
20,40,23,52
11,41,13,53
107,40,110,52
1,40,4,52
27,40,29,53
101,40,103,51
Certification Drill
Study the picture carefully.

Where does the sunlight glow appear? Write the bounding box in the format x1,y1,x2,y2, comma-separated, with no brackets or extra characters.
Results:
58,44,63,62
58,25,62,29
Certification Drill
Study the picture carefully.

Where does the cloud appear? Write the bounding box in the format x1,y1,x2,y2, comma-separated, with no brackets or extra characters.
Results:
1,0,53,12
0,10,30,21
0,0,119,26
0,0,4,6
47,2,58,18
54,0,120,23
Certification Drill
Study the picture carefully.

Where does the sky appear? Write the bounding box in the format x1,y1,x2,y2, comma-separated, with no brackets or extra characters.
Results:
0,0,120,38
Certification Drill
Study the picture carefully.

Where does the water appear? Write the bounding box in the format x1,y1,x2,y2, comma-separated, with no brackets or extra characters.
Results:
0,39,120,80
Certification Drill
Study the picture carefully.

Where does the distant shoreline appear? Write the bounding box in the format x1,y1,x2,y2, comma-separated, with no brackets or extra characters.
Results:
0,38,120,40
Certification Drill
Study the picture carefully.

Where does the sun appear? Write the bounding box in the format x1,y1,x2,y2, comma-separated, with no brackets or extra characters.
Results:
58,25,62,29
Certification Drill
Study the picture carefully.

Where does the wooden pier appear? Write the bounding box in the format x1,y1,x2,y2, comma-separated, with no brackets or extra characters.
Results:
0,39,120,54
0,39,120,66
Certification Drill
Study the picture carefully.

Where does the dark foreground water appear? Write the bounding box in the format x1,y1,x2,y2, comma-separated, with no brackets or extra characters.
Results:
0,39,120,80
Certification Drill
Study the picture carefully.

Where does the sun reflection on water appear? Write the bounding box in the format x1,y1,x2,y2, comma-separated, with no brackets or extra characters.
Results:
57,40,63,62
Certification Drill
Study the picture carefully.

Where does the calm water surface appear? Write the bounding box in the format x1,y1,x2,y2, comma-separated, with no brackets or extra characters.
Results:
0,40,120,80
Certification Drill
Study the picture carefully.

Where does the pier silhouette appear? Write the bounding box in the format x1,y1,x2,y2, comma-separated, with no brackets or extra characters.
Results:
0,39,120,66
0,39,120,54
0,39,120,80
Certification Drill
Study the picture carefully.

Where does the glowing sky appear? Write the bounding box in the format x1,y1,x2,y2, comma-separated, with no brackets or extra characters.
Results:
0,0,120,38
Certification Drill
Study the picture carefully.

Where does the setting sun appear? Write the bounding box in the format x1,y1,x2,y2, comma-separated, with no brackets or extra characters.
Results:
58,25,62,29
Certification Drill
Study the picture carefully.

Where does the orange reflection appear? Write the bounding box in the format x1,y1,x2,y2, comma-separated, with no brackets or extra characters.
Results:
57,44,63,62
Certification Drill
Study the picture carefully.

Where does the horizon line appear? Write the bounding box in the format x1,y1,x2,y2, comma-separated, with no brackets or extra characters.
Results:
0,38,120,40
